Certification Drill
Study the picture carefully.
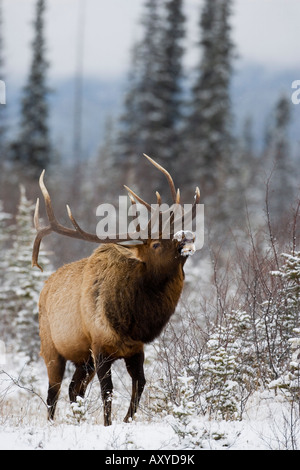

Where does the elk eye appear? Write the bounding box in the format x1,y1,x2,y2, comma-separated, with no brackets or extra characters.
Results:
152,242,161,249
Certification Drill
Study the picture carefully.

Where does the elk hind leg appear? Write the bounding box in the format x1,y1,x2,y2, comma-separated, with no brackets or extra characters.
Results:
69,355,95,403
45,353,66,421
124,351,146,423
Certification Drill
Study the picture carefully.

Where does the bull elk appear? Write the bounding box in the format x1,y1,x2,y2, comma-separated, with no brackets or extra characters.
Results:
32,154,200,426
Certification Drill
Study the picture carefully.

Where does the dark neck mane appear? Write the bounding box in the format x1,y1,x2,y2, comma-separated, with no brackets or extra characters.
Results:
105,262,185,344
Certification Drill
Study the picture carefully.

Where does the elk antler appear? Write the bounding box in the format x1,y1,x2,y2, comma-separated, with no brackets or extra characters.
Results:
32,171,137,270
135,154,199,238
32,156,200,271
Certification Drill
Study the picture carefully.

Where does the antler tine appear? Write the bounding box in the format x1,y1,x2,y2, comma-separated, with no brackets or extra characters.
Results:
127,193,136,205
192,186,200,218
193,186,200,208
38,171,99,242
159,185,200,239
34,197,41,230
143,154,177,203
123,185,152,212
143,204,162,239
39,170,57,224
181,186,201,227
66,204,88,235
126,191,142,233
156,191,162,206
32,196,52,271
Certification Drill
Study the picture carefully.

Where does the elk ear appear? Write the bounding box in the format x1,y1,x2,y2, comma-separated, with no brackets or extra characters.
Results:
116,242,145,262
117,240,144,246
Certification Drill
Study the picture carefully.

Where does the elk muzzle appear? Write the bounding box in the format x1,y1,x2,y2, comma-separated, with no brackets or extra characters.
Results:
173,230,196,257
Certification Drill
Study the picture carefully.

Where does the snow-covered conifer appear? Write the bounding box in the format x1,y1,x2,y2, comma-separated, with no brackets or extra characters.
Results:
10,0,51,174
1,186,52,360
117,0,186,195
268,252,300,397
201,334,239,420
0,200,13,336
186,0,235,207
171,370,202,447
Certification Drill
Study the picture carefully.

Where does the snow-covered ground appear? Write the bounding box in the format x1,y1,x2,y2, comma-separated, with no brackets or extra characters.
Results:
0,354,299,450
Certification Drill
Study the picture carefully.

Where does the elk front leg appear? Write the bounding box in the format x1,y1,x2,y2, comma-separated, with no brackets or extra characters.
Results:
96,354,114,426
124,351,146,423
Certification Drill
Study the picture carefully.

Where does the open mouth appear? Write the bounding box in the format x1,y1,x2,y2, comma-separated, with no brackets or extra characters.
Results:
173,230,196,257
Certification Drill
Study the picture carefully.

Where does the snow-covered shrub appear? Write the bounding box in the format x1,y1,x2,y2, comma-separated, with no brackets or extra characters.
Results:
197,306,262,421
67,396,89,425
268,252,300,399
171,370,202,447
201,334,239,420
0,199,12,251
147,305,205,416
0,200,13,338
269,328,300,399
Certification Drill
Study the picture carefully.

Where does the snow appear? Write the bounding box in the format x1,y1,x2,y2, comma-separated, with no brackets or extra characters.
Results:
0,394,298,450
1,354,299,450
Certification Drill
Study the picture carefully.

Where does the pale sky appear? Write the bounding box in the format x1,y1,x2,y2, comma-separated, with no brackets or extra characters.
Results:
2,0,300,81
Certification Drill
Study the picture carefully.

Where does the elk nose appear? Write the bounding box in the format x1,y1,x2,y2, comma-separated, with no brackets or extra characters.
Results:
180,239,196,257
173,231,196,257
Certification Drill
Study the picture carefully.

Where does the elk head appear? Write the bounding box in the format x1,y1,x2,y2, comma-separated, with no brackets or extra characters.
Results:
32,154,200,271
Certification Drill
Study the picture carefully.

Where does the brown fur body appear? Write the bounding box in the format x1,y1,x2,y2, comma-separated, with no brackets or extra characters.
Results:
39,240,187,424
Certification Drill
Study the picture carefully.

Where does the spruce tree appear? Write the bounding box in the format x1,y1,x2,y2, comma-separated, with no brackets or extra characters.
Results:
186,0,234,195
117,0,186,197
116,44,141,186
118,0,162,189
136,0,163,159
267,95,293,219
154,0,185,167
10,0,51,174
